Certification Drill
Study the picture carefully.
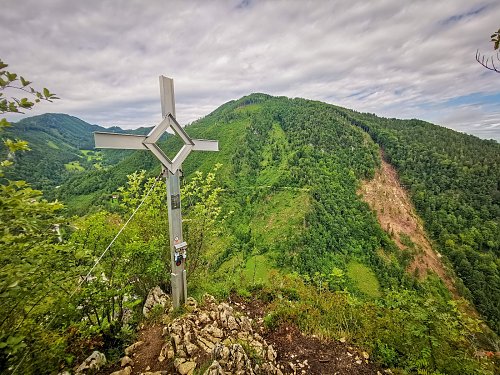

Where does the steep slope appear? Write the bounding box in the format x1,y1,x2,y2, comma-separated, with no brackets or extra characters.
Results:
360,152,457,295
338,108,500,334
7,95,500,374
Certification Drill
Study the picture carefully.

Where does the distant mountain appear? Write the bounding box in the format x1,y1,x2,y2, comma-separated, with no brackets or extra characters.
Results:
1,113,152,192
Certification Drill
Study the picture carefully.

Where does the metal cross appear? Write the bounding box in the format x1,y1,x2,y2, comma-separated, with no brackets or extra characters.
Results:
94,76,219,308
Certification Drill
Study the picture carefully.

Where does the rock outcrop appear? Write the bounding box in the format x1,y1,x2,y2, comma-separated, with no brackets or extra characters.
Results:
143,286,170,318
157,294,283,375
75,350,106,374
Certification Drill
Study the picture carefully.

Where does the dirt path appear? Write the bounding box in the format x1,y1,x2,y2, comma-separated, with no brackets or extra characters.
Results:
359,152,457,295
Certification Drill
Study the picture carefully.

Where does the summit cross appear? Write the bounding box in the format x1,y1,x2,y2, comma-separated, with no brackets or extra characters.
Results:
94,76,219,308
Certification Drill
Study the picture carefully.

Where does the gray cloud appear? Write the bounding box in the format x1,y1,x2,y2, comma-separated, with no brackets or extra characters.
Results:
2,0,500,140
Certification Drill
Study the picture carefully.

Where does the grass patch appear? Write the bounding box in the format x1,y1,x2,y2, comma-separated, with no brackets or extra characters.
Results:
347,261,382,298
47,140,59,149
81,149,103,162
249,190,309,246
243,254,274,284
64,161,85,171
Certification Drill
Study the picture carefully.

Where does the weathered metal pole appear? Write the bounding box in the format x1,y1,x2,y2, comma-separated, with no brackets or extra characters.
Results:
165,168,187,308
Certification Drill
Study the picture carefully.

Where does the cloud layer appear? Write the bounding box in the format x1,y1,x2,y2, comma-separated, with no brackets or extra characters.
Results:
2,0,500,140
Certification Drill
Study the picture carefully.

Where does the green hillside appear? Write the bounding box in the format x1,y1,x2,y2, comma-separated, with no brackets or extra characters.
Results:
336,109,500,334
2,96,500,374
1,113,150,192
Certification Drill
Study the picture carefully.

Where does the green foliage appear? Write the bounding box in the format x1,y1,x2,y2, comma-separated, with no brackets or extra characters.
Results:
1,113,143,193
491,28,500,50
0,59,72,373
346,261,382,298
181,163,228,277
3,85,499,374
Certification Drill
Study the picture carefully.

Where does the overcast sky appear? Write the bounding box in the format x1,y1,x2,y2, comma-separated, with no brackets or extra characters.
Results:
2,0,500,140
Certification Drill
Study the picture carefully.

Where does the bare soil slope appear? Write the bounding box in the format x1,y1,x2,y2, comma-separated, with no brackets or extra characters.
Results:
359,153,457,295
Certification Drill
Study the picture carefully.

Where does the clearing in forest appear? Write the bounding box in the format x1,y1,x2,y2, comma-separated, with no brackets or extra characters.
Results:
359,152,457,295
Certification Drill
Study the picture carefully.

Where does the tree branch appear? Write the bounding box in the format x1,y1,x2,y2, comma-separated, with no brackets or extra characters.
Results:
476,49,500,73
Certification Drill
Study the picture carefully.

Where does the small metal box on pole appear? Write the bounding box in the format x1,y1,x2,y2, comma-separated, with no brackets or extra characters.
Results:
94,76,219,308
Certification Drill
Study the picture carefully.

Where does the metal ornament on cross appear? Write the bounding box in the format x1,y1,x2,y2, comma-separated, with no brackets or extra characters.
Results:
94,76,219,308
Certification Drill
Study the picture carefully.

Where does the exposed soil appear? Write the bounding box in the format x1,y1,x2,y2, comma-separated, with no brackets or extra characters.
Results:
130,324,174,374
99,324,174,375
265,324,380,375
229,293,269,319
231,296,383,374
359,151,457,296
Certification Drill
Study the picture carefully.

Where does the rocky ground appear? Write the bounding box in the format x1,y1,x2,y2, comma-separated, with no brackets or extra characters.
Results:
77,290,388,375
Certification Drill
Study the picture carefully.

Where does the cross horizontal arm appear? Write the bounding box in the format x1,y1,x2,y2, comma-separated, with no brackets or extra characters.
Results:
94,132,148,150
192,139,219,151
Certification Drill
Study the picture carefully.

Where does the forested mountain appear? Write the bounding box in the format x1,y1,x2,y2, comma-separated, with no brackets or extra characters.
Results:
1,113,151,192
335,110,500,334
3,96,500,374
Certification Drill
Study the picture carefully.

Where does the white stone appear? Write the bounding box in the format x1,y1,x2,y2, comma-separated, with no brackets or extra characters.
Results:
143,286,170,318
75,351,106,374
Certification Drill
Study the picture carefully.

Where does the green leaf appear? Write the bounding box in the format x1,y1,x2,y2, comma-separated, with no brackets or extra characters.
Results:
6,72,17,81
19,76,31,87
43,87,50,98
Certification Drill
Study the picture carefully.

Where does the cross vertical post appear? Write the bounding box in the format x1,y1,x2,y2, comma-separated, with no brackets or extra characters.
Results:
165,168,187,307
93,75,218,310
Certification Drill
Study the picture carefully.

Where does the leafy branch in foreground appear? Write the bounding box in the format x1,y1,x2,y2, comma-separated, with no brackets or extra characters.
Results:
0,58,59,176
476,28,500,73
0,59,65,374
0,59,58,117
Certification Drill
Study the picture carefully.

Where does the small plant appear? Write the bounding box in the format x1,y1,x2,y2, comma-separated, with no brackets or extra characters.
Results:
263,312,280,330
238,340,263,365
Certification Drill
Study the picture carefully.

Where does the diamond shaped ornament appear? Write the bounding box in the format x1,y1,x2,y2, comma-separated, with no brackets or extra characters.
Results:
94,76,218,173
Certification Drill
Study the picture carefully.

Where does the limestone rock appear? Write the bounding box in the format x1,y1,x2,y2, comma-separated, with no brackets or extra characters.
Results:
143,286,170,318
202,293,217,306
120,356,133,367
238,316,252,332
158,343,172,362
156,294,283,375
110,366,132,375
185,297,198,312
199,312,211,324
267,345,277,361
125,340,144,356
75,351,106,374
177,360,197,375
227,315,239,331
203,360,225,375
202,324,224,340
